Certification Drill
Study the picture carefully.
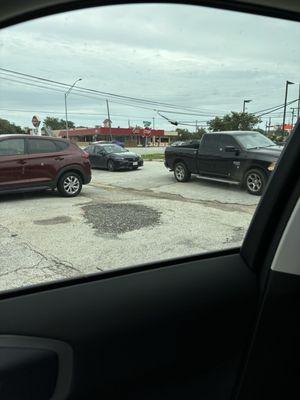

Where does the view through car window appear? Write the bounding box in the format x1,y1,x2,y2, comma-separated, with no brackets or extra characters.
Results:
0,4,299,291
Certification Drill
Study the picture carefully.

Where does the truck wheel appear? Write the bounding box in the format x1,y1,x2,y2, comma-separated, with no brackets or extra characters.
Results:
244,169,266,195
174,162,191,182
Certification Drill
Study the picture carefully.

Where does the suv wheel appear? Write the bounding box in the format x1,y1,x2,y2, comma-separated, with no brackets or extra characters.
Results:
174,162,191,182
57,172,82,197
107,160,115,172
245,169,266,195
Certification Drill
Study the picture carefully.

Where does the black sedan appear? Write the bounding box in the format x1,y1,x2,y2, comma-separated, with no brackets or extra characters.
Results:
84,143,143,171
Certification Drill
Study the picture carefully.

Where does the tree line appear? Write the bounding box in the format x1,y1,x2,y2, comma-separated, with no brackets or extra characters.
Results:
1,112,263,136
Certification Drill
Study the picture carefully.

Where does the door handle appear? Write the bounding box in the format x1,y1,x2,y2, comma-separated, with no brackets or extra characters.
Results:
55,157,64,161
0,335,73,400
17,160,26,165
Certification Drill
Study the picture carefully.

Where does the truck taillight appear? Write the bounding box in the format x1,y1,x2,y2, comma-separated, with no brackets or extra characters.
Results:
82,151,89,159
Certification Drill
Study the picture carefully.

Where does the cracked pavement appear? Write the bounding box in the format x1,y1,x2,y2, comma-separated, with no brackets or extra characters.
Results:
0,161,259,292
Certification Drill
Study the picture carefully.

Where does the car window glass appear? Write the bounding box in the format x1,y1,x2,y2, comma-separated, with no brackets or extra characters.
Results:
28,139,58,154
55,141,69,151
200,135,220,153
95,147,104,155
103,145,126,153
235,133,277,150
0,139,25,155
0,4,299,291
85,145,93,153
219,135,239,150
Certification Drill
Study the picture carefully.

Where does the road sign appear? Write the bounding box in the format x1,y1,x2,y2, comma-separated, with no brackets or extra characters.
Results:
143,128,152,138
32,115,41,128
143,121,151,128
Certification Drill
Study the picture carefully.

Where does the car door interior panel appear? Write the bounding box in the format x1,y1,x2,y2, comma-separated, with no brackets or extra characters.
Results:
0,253,257,399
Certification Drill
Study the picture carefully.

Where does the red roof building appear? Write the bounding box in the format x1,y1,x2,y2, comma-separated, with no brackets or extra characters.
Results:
58,127,164,138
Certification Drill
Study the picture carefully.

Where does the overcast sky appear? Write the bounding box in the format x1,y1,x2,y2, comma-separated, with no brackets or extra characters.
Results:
0,3,299,131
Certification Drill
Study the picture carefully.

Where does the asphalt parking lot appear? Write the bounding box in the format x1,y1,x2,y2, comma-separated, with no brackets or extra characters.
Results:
0,161,260,291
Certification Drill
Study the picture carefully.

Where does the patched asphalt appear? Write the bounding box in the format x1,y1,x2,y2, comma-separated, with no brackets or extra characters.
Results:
82,203,161,235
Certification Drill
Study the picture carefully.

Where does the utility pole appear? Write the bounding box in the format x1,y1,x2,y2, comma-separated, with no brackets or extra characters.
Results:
64,94,68,137
243,99,252,113
291,107,297,128
268,117,272,134
297,84,300,120
106,99,112,141
195,120,198,134
265,120,268,135
282,80,294,136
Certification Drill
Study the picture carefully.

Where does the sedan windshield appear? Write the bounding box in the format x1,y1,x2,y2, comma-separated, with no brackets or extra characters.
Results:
103,145,127,154
235,133,276,150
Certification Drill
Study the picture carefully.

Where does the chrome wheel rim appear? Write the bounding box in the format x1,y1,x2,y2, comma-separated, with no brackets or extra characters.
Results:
108,161,114,171
247,173,262,193
63,176,80,194
175,165,185,181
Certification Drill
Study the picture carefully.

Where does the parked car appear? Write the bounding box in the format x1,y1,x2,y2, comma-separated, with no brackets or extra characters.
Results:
0,135,91,197
170,141,186,146
93,140,125,147
84,143,143,171
165,131,282,195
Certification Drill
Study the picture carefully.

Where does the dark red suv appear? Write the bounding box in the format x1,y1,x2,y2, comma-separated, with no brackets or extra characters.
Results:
0,135,91,197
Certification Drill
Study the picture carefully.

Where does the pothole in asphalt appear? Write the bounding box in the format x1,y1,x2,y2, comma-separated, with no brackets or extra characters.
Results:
34,216,72,225
82,203,161,235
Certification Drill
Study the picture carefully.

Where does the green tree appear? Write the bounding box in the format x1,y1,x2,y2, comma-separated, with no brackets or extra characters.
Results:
43,117,75,130
207,112,261,132
0,118,25,135
176,127,207,141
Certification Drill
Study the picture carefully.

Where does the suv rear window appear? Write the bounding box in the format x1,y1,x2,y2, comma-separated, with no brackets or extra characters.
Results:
28,139,58,154
55,141,69,151
0,139,25,155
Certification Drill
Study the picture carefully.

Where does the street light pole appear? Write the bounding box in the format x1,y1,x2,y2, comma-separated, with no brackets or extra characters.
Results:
64,78,82,139
243,99,252,113
282,80,294,135
297,83,300,120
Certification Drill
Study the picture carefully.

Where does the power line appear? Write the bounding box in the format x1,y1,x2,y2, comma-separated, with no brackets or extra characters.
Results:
253,99,298,115
0,107,173,122
1,67,296,122
257,99,298,117
0,76,67,94
0,67,221,114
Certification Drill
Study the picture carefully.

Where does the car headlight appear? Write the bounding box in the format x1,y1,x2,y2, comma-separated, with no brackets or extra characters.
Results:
114,156,125,160
268,162,276,171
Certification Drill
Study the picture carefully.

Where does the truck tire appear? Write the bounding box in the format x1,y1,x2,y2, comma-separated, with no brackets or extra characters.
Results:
244,169,266,195
174,162,191,182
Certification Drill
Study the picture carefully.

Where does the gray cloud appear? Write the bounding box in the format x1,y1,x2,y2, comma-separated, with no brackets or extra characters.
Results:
0,3,299,129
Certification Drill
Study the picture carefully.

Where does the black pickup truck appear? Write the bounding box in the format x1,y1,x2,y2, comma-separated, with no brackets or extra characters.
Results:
165,131,283,195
